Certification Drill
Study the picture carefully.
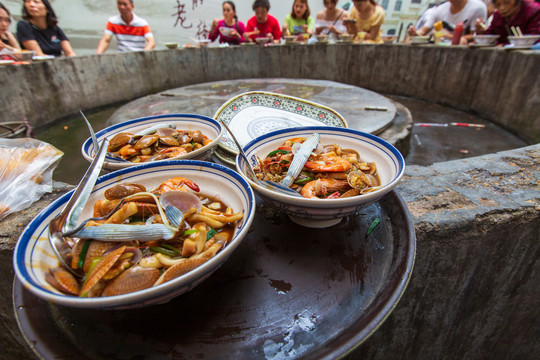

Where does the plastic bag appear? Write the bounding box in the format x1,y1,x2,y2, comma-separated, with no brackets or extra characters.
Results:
0,138,63,220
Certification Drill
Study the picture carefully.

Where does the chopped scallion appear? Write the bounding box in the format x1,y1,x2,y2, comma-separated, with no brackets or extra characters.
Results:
161,243,181,254
149,246,179,257
206,228,218,241
294,177,315,184
267,149,289,157
183,229,199,235
366,218,381,237
77,240,91,269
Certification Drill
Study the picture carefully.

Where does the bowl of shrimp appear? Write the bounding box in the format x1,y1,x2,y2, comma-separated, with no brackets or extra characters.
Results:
236,126,405,228
81,114,223,171
13,159,256,309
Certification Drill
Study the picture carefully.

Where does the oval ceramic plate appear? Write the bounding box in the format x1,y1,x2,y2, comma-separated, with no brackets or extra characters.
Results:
32,55,55,61
81,114,223,171
213,91,348,156
13,160,256,309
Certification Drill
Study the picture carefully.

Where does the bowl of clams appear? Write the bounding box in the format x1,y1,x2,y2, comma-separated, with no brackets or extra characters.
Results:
235,126,405,228
13,160,256,309
81,114,223,171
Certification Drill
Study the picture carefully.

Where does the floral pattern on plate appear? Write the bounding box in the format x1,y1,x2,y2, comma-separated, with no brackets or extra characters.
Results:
213,91,348,156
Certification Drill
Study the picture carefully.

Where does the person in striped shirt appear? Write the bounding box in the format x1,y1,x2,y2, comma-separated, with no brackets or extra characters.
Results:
96,0,155,53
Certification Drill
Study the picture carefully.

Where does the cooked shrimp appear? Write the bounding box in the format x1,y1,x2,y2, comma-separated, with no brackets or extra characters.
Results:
153,177,200,193
300,178,351,198
160,146,188,158
304,155,351,173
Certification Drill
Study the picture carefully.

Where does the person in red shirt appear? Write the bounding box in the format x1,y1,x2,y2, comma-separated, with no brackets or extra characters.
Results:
245,0,282,43
475,0,540,44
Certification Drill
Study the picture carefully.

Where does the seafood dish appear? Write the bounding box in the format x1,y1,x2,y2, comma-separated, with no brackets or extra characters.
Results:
45,176,243,297
253,137,380,199
107,125,213,163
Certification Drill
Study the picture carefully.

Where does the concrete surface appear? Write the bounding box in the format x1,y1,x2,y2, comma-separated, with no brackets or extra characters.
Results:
0,44,538,359
107,78,398,136
0,145,538,360
1,44,538,143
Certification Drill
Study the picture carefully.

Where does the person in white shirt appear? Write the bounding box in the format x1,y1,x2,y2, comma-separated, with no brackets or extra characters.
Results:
96,0,155,53
408,0,487,43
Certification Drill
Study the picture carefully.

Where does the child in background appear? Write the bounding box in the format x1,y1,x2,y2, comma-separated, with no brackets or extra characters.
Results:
283,0,315,41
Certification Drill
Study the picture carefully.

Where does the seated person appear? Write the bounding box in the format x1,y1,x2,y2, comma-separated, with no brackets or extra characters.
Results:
0,2,20,51
345,0,386,43
475,0,540,45
283,0,315,41
96,0,155,53
315,0,348,40
408,0,487,43
209,1,245,45
416,1,447,30
245,0,282,43
16,0,76,57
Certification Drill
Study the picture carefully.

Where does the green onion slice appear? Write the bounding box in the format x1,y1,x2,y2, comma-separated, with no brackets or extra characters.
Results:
366,218,381,237
294,177,315,184
161,243,181,254
183,229,199,236
267,149,289,157
206,228,218,241
149,246,179,257
77,240,91,269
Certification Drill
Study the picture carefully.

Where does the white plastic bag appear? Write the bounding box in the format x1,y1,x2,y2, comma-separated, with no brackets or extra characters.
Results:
0,138,63,220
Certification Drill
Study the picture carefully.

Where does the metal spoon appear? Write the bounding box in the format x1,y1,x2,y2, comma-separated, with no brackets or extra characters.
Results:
48,138,109,277
219,121,302,197
80,110,129,163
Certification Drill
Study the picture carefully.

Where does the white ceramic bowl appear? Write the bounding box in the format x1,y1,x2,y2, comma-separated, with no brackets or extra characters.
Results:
13,160,256,309
315,34,328,43
473,34,499,45
283,35,297,44
219,27,233,36
255,37,271,44
7,50,36,61
235,126,405,228
164,42,178,49
196,39,211,47
381,35,398,44
338,34,354,42
81,114,223,171
410,36,430,44
507,35,540,47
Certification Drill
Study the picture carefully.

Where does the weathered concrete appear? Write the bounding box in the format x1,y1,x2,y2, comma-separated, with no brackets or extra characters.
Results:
1,44,539,143
0,44,539,358
1,145,538,359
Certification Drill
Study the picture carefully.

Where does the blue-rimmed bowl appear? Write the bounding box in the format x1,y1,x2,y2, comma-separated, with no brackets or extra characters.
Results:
82,114,223,171
13,160,255,309
236,126,405,228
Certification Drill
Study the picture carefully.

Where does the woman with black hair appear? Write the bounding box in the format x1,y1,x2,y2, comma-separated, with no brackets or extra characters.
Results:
16,0,76,57
209,1,246,45
0,2,19,51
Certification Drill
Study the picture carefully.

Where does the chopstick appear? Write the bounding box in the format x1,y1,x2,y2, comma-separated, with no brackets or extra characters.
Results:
510,26,522,37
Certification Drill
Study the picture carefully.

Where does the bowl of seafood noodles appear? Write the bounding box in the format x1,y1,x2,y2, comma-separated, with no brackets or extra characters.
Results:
13,160,256,309
236,126,405,228
81,114,223,171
